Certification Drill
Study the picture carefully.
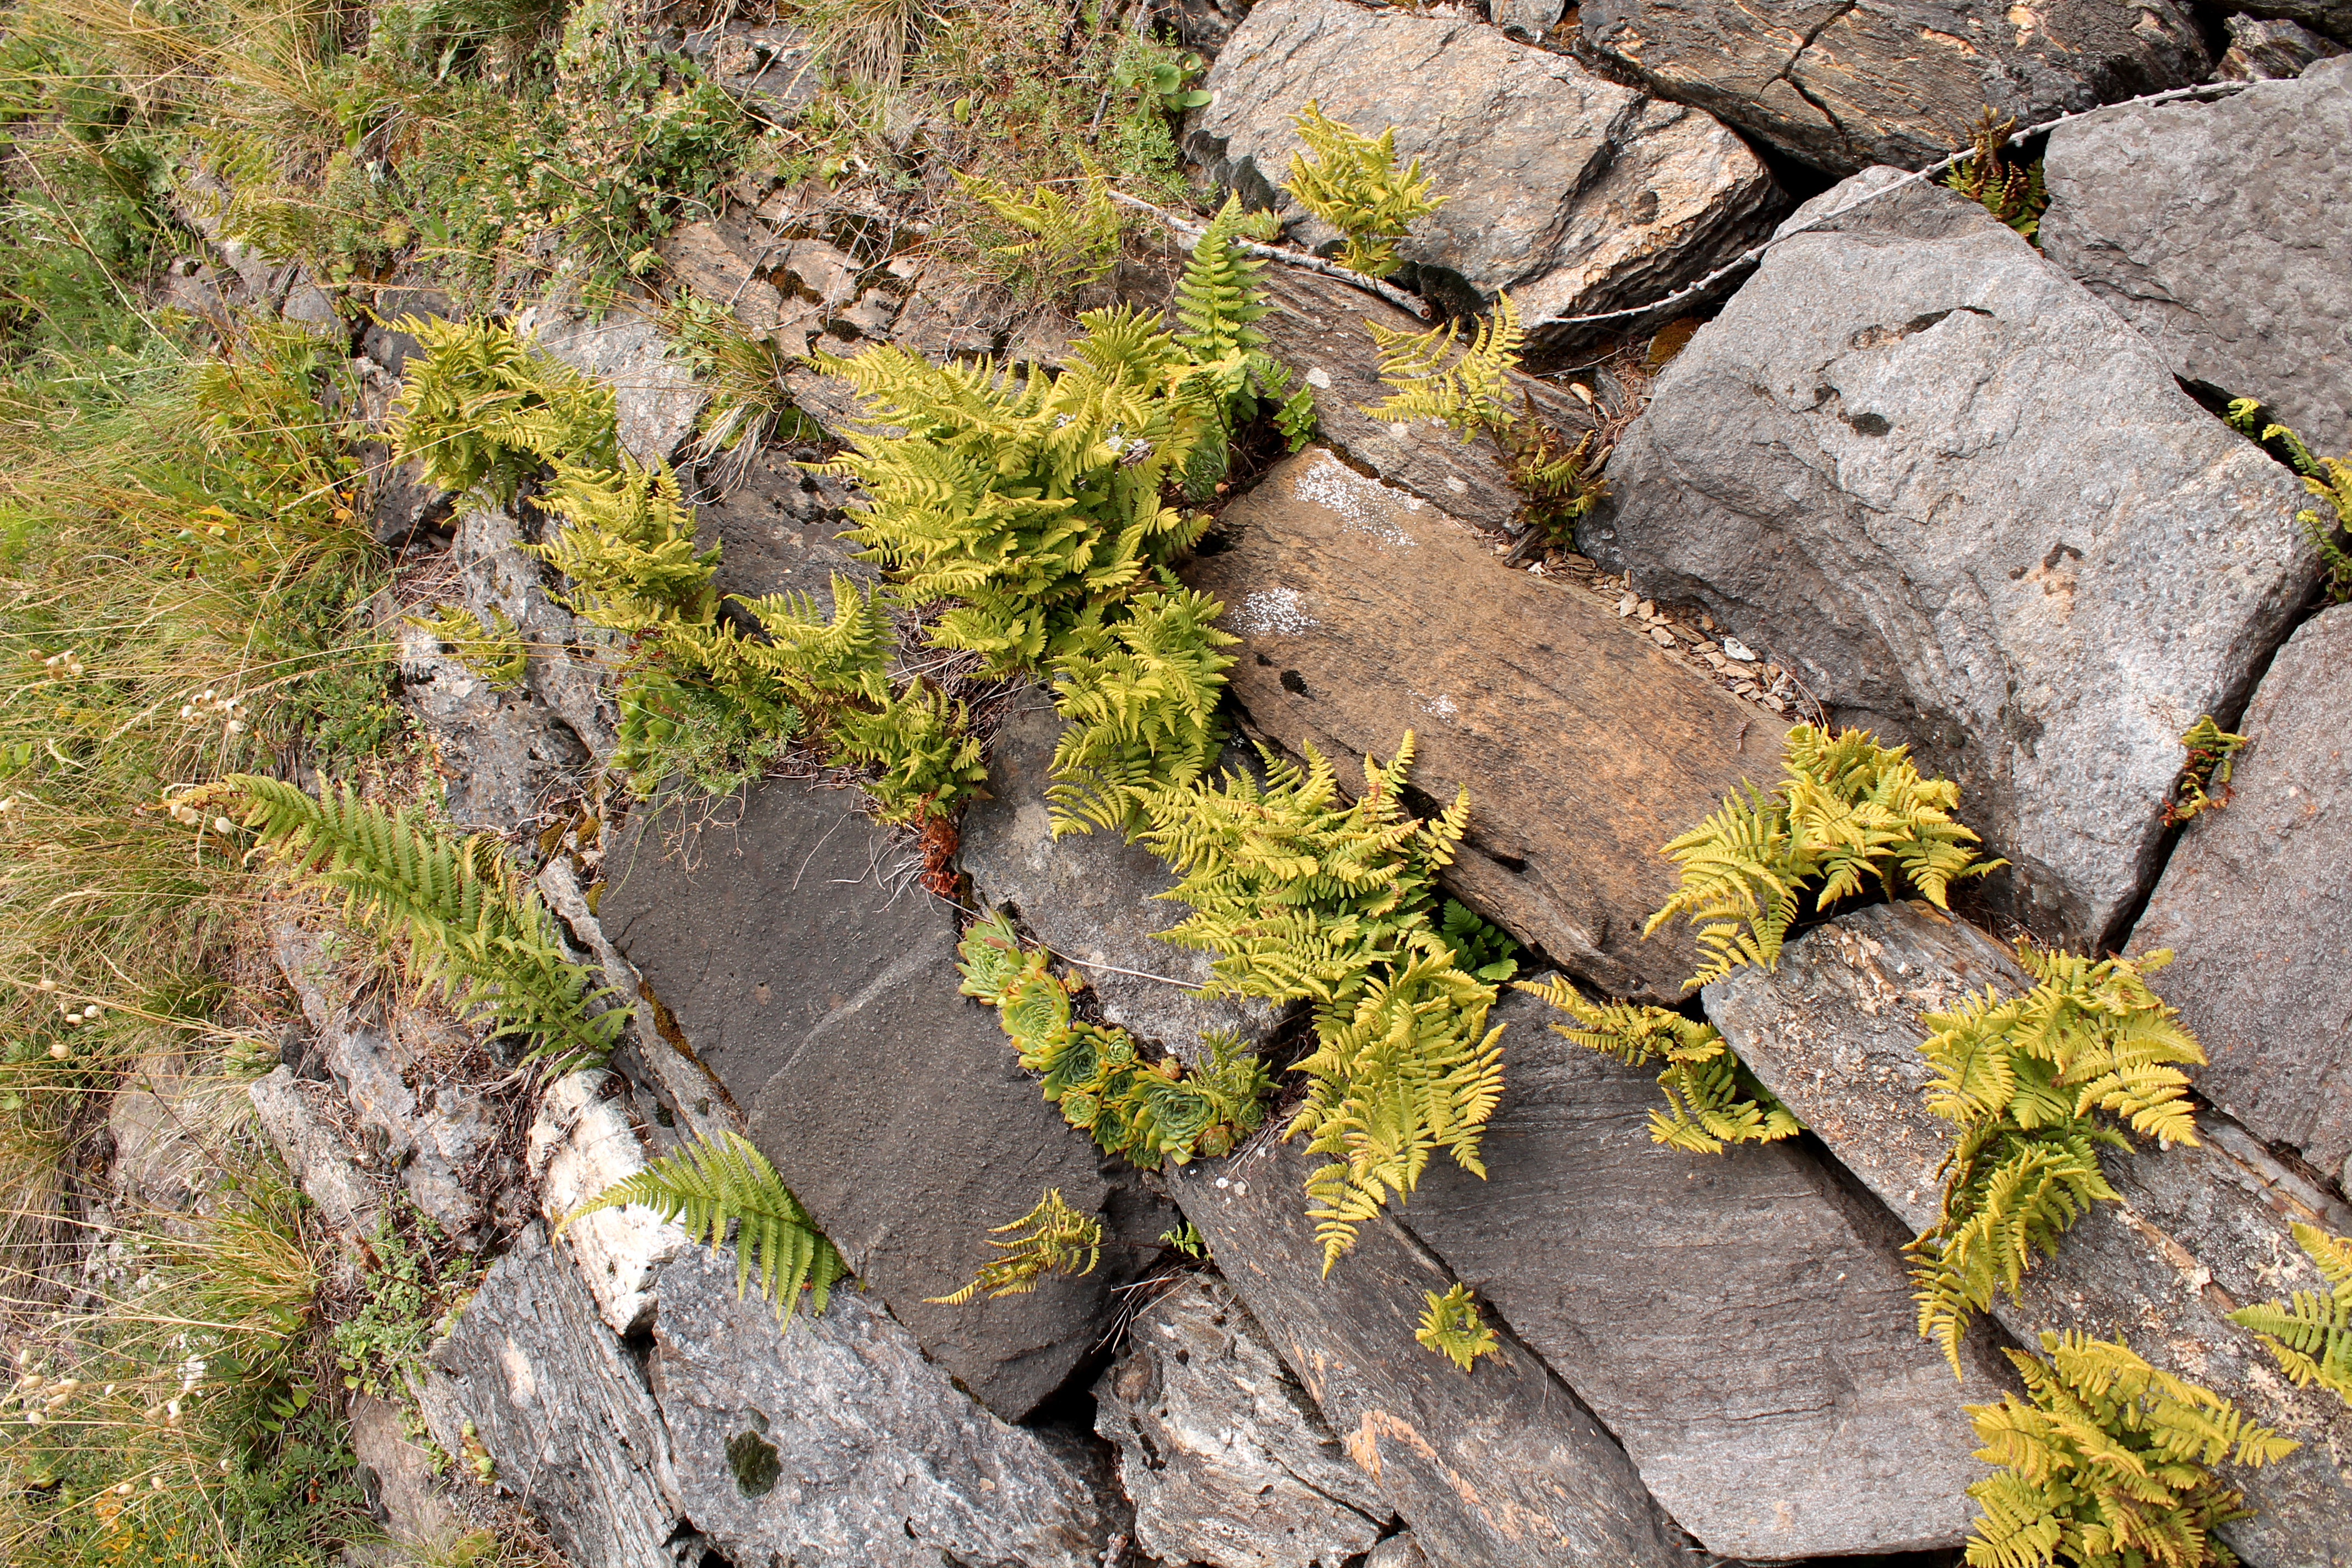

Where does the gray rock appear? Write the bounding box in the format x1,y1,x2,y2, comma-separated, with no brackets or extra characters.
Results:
445,504,618,765
2131,606,2352,1192
1401,981,2000,1558
1174,0,1254,53
1490,0,1566,42
350,1392,462,1550
960,696,1282,1061
1365,1536,1431,1568
679,22,822,115
2039,58,2352,461
600,777,1144,1420
2236,0,2352,45
392,608,590,837
1094,1272,1387,1568
106,1050,237,1217
649,1243,1119,1568
1165,1141,1691,1568
1191,0,1777,335
2217,14,2348,79
689,443,872,606
517,303,707,467
1579,0,2210,175
249,1065,383,1242
1584,170,2314,950
1705,901,2352,1564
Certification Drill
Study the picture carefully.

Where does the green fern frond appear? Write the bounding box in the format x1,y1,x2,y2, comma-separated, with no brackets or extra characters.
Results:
388,316,619,500
2164,715,2248,825
1515,978,1800,1155
1281,100,1444,280
2228,1223,2352,1401
1047,583,1238,838
825,682,989,823
532,456,720,634
1362,293,1523,441
925,1188,1104,1305
404,603,526,687
1415,1282,1500,1373
558,1131,846,1324
956,160,1123,290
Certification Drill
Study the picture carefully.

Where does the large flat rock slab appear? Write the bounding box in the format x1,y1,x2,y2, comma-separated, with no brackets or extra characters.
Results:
1166,1140,1692,1568
2041,59,2352,481
1580,0,2209,175
1193,0,1777,334
1184,447,1784,1002
1403,982,2000,1558
1706,902,2352,1565
2132,606,2352,1191
601,778,1139,1420
1585,172,2314,950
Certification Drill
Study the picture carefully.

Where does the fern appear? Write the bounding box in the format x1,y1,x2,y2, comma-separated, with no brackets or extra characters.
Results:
1516,977,1801,1155
198,775,624,1076
1362,293,1524,441
388,317,619,501
2225,399,2352,605
1416,1282,1501,1373
2228,1223,2352,1401
925,1188,1104,1305
1281,101,1444,280
1962,1331,2296,1568
2163,715,2247,825
956,160,1123,291
826,681,989,824
1943,110,2049,243
610,664,800,800
1645,724,2005,990
1170,193,1317,497
404,604,526,686
1046,582,1239,837
532,456,721,634
1496,396,1608,543
558,1131,847,1324
1436,899,1520,983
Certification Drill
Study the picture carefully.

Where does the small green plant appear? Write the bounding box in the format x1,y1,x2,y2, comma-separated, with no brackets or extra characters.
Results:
560,1131,848,1324
2224,399,2352,605
388,316,619,500
1495,395,1608,544
1416,1282,1501,1373
955,161,1124,292
1117,45,1209,114
1436,898,1520,983
925,1188,1104,1305
334,1207,481,1401
405,603,527,686
2228,1223,2352,1401
1159,1221,1207,1259
662,291,807,466
1944,110,2049,243
1280,101,1444,279
2163,715,2247,825
1362,292,1525,440
1517,978,1801,1154
1963,1331,2295,1568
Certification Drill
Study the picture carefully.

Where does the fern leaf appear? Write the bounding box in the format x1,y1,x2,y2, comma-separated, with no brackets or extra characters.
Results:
925,1188,1103,1305
1361,293,1523,440
2228,1223,2352,1400
1415,1282,1500,1373
1280,101,1444,280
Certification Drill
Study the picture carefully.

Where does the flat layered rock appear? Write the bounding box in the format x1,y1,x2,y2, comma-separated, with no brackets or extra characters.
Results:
1707,902,2352,1564
1585,172,2313,949
1402,982,2000,1558
2132,606,2352,1191
1184,447,1783,1003
2041,58,2352,460
1191,0,1777,335
516,302,707,466
1165,1140,1691,1568
1580,0,2209,174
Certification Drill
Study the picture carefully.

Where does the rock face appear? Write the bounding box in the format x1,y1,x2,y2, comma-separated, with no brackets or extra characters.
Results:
1706,902,2352,1564
1402,981,2000,1558
1093,1272,1389,1568
1185,447,1784,1003
688,444,871,607
529,1069,688,1336
1191,0,1777,332
392,608,590,835
517,303,707,466
2217,15,2348,79
2239,0,2352,45
2040,58,2352,461
1585,172,2313,949
600,777,1147,1420
1578,0,2210,174
1165,1141,1692,1568
2131,606,2352,1192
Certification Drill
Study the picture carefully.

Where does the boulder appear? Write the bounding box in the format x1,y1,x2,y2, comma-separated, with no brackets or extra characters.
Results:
529,1070,688,1335
2131,606,2352,1192
516,303,707,466
1705,901,2352,1564
599,777,1152,1420
2039,58,2352,461
2237,0,2352,45
1093,1272,1389,1568
1190,0,1777,334
649,1242,1120,1568
687,442,872,607
1578,0,2209,175
1401,981,2001,1558
2216,15,2347,79
1583,171,2314,950
1164,1141,1692,1568
349,1392,462,1552
444,504,618,764
248,1066,383,1243
392,607,590,836
1183,447,1785,1003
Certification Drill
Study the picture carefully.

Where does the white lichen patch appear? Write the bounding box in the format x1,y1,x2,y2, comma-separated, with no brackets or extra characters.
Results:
1294,449,1419,548
1231,587,1316,639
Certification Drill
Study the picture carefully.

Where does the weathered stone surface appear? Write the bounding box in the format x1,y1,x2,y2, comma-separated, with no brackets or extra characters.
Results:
107,1051,240,1217
1165,1141,1691,1568
529,1070,687,1335
1491,0,1567,42
444,504,618,764
1185,447,1784,1003
2238,0,2352,45
392,607,589,836
961,697,1282,1061
1094,1272,1387,1567
2217,15,2348,79
688,443,871,607
2040,58,2352,461
1584,172,2313,949
1707,901,2352,1564
516,303,707,466
349,1392,462,1552
679,21,821,115
2131,606,2352,1191
1403,981,1999,1557
600,777,1141,1420
1191,0,1777,333
650,1243,1119,1568
418,1226,698,1568
249,1065,382,1242
1579,0,2209,175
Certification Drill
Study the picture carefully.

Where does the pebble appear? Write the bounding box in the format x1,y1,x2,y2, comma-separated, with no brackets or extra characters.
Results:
1721,637,1757,662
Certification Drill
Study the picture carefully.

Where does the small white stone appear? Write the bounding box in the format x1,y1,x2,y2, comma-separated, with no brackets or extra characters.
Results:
1721,637,1758,662
1305,367,1332,390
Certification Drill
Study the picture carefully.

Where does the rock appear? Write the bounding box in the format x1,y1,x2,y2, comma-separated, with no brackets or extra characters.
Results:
249,1065,383,1242
1578,0,2210,175
529,1070,688,1335
349,1392,462,1550
661,214,901,358
105,1051,238,1217
688,443,872,606
679,22,821,115
1093,1272,1387,1568
1164,1141,1690,1568
516,303,707,466
2217,14,2348,78
1183,447,1784,1004
1365,1536,1431,1568
1173,0,1254,53
960,697,1283,1061
2131,606,2352,1192
1190,0,1777,335
357,286,454,377
649,1242,1120,1568
2039,58,2352,461
1705,901,2352,1564
443,504,618,765
1583,171,2314,950
367,455,454,548
2237,0,2352,45
1491,0,1567,42
392,607,591,836
1401,981,2000,1557
418,1225,698,1568
600,777,1150,1420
